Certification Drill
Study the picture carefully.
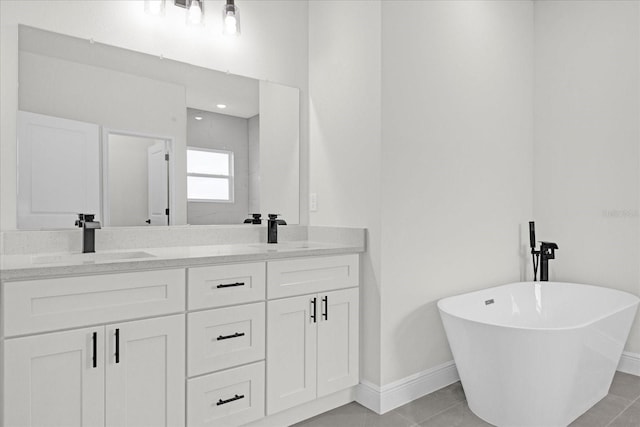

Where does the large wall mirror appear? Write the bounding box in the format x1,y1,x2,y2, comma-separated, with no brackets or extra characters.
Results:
16,25,299,228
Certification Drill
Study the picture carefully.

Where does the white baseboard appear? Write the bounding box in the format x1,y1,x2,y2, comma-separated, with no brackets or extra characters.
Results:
617,351,640,376
356,360,460,414
357,353,638,416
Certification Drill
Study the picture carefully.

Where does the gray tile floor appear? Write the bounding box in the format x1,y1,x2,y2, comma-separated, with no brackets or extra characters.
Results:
293,372,640,427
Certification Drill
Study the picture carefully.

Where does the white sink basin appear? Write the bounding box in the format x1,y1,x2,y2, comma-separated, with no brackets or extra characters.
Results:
31,251,156,265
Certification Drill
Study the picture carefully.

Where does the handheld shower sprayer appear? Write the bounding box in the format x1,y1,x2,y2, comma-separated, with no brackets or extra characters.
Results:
529,221,539,281
529,221,536,251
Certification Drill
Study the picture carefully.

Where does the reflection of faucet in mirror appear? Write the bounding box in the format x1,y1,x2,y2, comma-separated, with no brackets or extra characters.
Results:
75,214,101,253
244,213,262,224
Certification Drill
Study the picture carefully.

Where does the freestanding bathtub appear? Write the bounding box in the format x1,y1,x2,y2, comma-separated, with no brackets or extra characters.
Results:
438,282,639,427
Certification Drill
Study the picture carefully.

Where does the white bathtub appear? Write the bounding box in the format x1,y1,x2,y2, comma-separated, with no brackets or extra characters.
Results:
438,282,639,427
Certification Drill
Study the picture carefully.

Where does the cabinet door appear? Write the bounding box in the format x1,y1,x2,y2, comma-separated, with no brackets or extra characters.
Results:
105,315,185,427
266,295,317,415
4,327,105,427
317,288,359,397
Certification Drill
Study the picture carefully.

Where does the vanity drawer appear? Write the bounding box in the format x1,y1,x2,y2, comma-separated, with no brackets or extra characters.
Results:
187,361,265,427
188,262,265,309
3,269,185,336
267,254,359,299
187,302,265,377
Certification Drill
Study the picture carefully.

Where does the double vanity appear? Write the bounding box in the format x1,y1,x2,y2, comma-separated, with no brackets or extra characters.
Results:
0,227,364,426
2,21,360,427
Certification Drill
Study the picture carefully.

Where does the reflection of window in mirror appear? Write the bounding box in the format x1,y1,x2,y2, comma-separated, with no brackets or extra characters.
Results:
186,148,234,202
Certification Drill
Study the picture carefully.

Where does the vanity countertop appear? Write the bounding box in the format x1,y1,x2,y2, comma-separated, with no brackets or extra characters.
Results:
0,240,364,281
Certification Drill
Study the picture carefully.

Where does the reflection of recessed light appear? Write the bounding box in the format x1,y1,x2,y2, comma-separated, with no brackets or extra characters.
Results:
194,116,203,120
216,104,227,109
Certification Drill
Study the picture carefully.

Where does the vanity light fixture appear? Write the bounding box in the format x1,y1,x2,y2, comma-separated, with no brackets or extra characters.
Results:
222,0,241,36
194,115,203,120
216,104,227,109
144,0,166,16
186,0,204,26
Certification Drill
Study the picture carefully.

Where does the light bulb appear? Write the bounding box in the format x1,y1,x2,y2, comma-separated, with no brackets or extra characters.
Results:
187,0,204,26
222,0,240,36
144,0,165,16
224,14,238,35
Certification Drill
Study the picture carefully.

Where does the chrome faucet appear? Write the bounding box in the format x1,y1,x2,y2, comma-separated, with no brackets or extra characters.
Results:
75,213,101,253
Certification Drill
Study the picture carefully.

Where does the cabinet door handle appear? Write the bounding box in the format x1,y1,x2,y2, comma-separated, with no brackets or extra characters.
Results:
92,332,97,368
311,297,317,323
216,332,245,341
216,282,245,289
322,296,328,320
216,394,245,406
115,328,120,363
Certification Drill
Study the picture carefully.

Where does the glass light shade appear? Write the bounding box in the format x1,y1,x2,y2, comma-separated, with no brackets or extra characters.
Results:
144,0,166,16
186,0,204,26
222,1,240,35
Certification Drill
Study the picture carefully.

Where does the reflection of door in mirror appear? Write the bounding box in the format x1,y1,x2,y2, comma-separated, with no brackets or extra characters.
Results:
17,111,101,229
103,133,172,227
147,141,170,226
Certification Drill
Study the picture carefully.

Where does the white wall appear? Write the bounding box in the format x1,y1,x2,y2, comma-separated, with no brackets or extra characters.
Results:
380,0,534,384
534,0,640,353
310,0,534,387
309,0,382,385
0,0,309,230
310,0,637,390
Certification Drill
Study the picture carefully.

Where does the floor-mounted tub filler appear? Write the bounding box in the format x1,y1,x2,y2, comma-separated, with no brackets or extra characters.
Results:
438,282,639,427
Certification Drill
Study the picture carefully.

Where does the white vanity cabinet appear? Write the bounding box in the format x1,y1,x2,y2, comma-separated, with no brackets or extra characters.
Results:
2,269,186,427
1,251,361,427
266,255,360,415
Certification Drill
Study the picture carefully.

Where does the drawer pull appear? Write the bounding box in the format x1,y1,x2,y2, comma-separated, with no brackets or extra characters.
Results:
216,282,245,289
216,394,245,406
216,332,246,341
115,328,120,363
92,331,97,368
